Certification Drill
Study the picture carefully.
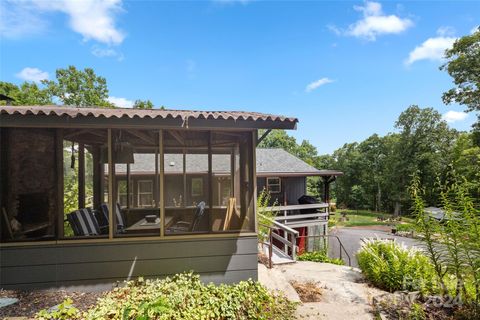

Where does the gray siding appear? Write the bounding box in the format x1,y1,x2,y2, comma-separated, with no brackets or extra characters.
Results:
283,177,307,205
257,176,306,205
0,236,258,290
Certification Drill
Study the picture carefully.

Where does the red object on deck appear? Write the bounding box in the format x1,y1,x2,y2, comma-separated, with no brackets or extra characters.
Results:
296,227,307,254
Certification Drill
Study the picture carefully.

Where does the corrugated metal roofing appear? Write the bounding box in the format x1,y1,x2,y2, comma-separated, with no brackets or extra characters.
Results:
0,105,298,124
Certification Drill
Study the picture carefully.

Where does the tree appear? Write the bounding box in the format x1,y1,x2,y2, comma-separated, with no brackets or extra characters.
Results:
133,99,154,109
441,28,480,114
0,81,52,105
42,66,113,107
441,28,480,145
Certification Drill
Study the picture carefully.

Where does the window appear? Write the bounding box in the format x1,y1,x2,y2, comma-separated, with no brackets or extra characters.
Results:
117,180,130,208
137,180,154,208
267,177,281,194
191,177,203,197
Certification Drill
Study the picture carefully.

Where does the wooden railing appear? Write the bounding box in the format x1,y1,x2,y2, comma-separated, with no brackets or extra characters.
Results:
261,203,329,228
258,214,299,268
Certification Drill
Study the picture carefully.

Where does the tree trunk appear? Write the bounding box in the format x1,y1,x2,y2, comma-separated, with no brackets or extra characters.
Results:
394,202,401,217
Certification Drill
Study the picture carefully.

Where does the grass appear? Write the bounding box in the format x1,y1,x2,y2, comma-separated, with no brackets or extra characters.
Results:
332,209,414,228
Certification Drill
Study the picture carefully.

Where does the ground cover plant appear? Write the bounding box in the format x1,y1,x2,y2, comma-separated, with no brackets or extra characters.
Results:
333,209,414,228
298,250,344,265
36,272,297,320
357,239,436,294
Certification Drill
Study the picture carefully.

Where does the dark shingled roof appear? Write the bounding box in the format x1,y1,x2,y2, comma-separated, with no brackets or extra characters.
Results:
256,148,342,177
0,106,298,129
116,148,342,177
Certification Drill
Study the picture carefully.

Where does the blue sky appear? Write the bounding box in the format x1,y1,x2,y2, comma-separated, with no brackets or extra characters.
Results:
1,0,478,154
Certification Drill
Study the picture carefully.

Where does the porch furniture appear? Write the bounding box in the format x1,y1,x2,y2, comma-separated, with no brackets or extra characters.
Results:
67,208,101,236
98,203,126,233
222,198,237,231
124,216,175,234
168,201,206,233
1,207,13,240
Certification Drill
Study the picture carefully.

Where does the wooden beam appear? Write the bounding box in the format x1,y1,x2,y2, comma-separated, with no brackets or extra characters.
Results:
168,130,185,146
159,130,165,237
128,129,156,145
55,129,64,239
208,131,213,232
108,129,114,239
78,143,85,209
256,129,271,146
92,146,102,209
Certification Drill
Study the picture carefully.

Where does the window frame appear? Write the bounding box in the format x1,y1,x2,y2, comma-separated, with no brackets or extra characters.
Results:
266,177,281,194
137,179,154,208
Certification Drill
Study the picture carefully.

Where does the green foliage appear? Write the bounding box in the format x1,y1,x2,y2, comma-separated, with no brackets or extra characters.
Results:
133,99,154,109
357,239,436,293
406,302,426,320
411,176,480,305
441,28,480,115
85,272,297,320
0,81,53,105
298,250,344,265
36,298,80,320
42,66,113,107
257,188,278,242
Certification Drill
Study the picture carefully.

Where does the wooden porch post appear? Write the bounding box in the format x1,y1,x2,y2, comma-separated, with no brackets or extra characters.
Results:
55,129,64,239
208,131,213,232
78,143,85,208
107,129,114,239
159,130,165,237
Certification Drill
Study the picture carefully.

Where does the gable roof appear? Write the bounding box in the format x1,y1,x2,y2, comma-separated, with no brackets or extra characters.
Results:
256,148,342,177
115,148,342,177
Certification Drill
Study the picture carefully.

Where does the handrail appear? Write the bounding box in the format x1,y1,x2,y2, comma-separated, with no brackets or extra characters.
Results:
261,203,329,212
258,215,299,266
296,234,352,266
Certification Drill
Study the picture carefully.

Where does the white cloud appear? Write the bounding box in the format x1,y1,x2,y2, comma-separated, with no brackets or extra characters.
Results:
107,96,134,108
471,26,479,34
91,46,124,61
442,111,468,123
15,67,49,83
305,78,335,92
405,28,456,65
1,0,125,45
344,1,413,41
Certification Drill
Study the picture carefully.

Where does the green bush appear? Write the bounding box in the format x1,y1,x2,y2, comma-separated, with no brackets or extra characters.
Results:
357,239,436,293
36,298,80,320
85,272,297,320
395,223,414,232
298,250,344,265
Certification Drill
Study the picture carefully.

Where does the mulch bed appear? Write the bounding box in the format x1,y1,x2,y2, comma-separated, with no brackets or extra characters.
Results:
289,281,323,303
0,289,104,318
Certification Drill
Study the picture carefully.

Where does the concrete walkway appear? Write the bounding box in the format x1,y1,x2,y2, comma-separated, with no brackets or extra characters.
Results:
259,262,387,320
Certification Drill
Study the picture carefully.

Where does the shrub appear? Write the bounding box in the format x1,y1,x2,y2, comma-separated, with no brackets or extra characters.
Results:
298,250,344,265
357,239,436,293
36,298,80,320
85,272,297,320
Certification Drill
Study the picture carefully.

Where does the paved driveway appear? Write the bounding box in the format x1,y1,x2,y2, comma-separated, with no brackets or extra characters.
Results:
328,227,421,267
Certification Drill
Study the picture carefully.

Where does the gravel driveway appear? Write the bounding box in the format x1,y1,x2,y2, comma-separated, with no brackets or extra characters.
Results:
328,227,421,267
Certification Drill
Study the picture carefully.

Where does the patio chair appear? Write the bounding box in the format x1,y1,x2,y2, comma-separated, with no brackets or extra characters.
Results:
67,208,101,236
168,201,206,233
98,203,126,233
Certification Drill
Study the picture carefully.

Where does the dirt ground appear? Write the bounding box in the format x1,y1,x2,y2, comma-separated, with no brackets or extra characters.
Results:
0,289,104,318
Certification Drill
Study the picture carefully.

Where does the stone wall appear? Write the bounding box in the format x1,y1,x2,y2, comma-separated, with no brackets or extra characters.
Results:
5,128,57,238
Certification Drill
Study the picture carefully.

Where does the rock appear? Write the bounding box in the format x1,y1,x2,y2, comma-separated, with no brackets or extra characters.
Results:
0,298,19,308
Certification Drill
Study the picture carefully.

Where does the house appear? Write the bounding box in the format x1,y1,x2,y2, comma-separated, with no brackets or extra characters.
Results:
0,105,297,290
256,148,342,205
111,148,340,213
